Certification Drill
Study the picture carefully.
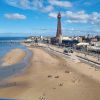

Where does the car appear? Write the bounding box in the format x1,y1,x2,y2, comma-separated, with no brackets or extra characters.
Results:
63,49,68,53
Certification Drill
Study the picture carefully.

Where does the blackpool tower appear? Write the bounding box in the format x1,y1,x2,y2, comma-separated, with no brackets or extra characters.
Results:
56,12,62,44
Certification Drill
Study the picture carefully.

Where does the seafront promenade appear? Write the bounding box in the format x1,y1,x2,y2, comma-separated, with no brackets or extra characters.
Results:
39,43,100,66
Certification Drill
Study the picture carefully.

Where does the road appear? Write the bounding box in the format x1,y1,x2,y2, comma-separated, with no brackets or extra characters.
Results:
0,48,100,100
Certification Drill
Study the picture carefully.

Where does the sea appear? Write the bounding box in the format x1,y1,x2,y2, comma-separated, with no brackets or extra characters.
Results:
0,37,27,58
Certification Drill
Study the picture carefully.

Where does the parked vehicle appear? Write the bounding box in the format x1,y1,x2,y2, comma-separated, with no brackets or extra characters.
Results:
63,49,68,53
63,48,73,54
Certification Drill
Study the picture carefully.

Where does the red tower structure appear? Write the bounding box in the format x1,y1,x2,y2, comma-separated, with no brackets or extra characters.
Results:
56,12,62,44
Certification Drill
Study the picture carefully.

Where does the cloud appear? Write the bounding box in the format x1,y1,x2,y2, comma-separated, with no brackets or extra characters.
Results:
49,0,72,8
6,0,54,12
66,20,87,23
49,12,57,18
65,11,100,24
5,0,72,13
49,10,100,25
66,11,89,20
89,12,100,25
65,10,89,23
6,0,30,9
42,5,54,12
4,13,26,20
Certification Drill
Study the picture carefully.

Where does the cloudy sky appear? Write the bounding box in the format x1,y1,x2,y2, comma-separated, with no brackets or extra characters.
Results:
0,0,100,37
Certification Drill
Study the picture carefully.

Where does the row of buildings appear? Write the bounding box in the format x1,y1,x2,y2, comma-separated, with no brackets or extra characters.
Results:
25,12,100,53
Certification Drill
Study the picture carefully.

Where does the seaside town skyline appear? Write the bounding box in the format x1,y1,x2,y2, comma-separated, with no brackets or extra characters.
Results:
0,0,100,37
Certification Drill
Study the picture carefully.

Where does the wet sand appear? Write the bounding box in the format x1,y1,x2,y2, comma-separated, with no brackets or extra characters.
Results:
1,48,26,66
0,48,100,100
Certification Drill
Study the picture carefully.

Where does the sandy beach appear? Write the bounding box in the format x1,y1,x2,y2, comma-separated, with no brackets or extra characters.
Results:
1,48,26,66
0,47,100,100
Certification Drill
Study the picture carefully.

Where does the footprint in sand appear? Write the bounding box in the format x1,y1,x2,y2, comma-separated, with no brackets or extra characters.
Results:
54,75,59,78
48,75,60,79
48,75,52,78
72,78,80,84
52,87,56,90
65,70,70,74
58,83,63,86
